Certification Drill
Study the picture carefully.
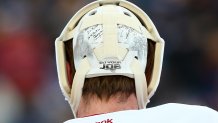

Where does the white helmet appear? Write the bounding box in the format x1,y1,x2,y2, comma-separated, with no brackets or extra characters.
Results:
55,0,164,117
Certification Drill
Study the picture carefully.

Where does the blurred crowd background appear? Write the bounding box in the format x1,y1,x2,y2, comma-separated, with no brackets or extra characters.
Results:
0,0,217,123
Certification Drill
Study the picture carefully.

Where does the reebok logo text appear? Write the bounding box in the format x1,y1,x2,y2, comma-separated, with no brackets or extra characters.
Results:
96,119,113,123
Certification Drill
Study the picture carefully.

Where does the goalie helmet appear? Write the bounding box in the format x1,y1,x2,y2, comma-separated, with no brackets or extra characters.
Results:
55,0,164,117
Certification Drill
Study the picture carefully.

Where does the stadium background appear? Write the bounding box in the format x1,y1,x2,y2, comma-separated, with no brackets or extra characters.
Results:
0,0,217,123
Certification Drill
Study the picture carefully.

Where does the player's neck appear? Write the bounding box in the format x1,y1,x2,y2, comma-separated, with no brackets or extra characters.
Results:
77,94,138,118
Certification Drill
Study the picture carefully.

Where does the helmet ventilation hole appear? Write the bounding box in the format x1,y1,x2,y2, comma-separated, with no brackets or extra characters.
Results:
89,10,97,16
135,56,138,60
124,12,131,17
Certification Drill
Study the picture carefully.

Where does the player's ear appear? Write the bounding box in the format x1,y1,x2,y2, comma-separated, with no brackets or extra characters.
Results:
66,62,73,88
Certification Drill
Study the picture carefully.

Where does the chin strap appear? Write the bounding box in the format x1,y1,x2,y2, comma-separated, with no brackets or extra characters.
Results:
131,58,148,108
70,57,91,118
